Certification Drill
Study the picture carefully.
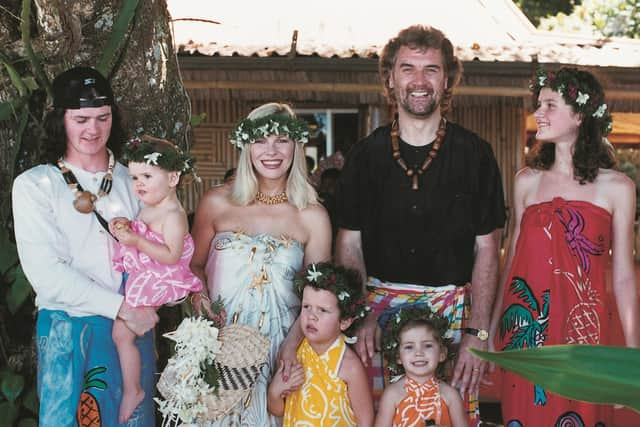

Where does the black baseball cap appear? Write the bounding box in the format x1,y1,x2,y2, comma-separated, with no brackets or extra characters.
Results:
52,66,114,109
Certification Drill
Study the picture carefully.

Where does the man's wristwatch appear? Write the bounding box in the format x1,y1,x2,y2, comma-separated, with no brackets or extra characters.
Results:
463,327,489,341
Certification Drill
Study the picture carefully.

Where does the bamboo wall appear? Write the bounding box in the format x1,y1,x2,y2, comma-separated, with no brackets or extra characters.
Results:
179,66,526,246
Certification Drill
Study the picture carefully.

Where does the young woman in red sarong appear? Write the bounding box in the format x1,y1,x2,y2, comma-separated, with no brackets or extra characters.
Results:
489,67,640,427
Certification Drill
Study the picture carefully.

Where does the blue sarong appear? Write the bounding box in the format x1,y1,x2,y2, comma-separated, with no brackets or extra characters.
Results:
36,309,155,427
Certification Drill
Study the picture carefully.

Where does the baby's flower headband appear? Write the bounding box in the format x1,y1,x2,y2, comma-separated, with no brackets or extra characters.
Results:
230,113,311,149
530,68,613,136
124,135,199,181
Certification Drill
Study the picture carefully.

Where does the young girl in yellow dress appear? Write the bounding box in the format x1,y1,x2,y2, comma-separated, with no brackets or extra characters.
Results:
267,262,374,426
374,305,467,427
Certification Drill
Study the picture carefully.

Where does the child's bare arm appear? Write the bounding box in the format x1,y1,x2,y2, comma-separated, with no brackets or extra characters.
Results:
267,363,304,416
117,210,187,265
439,381,468,427
340,347,374,427
374,380,403,427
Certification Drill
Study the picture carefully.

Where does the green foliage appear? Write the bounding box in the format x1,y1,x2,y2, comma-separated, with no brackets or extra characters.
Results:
537,0,640,39
516,0,576,26
472,345,640,411
615,148,640,217
0,228,32,315
0,368,37,427
96,0,143,76
190,112,207,127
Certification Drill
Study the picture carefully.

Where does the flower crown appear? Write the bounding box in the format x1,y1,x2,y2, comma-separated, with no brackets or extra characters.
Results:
294,262,371,332
379,303,451,376
530,68,613,136
124,135,198,179
230,113,311,149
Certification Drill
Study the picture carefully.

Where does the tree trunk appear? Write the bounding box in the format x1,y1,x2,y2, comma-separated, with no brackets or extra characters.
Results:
0,0,191,225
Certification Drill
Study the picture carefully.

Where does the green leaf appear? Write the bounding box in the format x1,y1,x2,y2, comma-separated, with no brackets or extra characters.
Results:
17,418,38,427
22,386,38,415
0,401,19,425
190,112,207,127
96,0,142,76
6,265,32,314
22,76,39,91
471,345,640,412
0,101,13,121
0,227,18,274
1,372,25,402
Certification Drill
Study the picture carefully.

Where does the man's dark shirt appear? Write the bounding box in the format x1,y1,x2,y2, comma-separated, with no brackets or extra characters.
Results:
337,121,506,286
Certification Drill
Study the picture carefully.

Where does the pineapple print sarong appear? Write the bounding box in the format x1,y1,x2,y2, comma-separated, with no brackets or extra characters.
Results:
497,197,614,426
284,335,356,426
392,376,451,427
366,278,479,426
36,309,155,427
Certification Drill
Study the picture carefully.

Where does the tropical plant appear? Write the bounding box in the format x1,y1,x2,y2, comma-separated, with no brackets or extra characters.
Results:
538,0,640,39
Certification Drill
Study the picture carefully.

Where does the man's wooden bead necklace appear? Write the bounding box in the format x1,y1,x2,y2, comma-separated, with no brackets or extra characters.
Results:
255,191,288,205
391,117,446,190
57,149,115,213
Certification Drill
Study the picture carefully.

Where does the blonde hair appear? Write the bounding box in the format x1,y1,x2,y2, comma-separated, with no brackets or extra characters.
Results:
231,103,318,209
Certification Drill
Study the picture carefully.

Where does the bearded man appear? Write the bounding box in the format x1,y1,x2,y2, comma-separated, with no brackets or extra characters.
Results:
335,25,506,425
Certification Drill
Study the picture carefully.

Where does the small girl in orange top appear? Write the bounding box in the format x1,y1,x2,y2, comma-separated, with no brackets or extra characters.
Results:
267,262,374,426
374,304,467,427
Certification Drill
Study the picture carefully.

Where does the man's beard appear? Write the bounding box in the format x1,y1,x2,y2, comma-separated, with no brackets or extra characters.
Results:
396,88,440,118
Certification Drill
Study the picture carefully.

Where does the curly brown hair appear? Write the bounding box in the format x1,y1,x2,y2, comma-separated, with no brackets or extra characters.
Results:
527,67,616,184
380,303,451,377
379,25,462,117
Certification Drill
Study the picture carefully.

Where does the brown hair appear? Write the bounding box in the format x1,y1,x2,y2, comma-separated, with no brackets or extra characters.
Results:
379,25,462,116
527,67,615,184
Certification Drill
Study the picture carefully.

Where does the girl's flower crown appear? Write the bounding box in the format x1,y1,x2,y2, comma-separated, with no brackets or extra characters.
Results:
123,135,199,180
530,68,613,136
379,303,451,376
230,113,311,149
294,262,371,333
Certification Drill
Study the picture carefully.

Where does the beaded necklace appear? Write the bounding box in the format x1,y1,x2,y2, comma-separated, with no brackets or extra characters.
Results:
391,117,446,190
57,149,115,213
255,191,288,205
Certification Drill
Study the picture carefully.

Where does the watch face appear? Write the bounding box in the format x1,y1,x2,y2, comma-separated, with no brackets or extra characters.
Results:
477,330,489,341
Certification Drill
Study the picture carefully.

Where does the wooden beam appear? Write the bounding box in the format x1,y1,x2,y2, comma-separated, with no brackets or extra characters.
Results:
183,80,640,99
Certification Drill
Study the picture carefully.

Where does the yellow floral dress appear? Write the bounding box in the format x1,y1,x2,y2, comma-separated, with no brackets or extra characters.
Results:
284,335,356,426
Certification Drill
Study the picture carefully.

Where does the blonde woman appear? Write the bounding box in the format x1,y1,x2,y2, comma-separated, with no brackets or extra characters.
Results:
190,103,331,425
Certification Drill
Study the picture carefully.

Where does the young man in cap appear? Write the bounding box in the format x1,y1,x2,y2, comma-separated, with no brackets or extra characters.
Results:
12,66,158,426
336,25,505,425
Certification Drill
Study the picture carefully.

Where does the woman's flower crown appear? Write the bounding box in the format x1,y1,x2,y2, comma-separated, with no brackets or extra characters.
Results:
294,262,371,332
379,303,451,376
230,114,311,149
530,68,613,136
123,135,198,178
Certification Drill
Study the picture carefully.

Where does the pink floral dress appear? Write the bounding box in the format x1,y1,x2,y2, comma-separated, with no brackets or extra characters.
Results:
113,219,202,307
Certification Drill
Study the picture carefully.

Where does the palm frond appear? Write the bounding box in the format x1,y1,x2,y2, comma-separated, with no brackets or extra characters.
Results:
509,277,539,312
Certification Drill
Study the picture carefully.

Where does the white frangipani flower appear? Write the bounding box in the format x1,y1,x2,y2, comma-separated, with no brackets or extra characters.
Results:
576,91,589,105
593,104,607,118
306,264,323,282
144,152,162,165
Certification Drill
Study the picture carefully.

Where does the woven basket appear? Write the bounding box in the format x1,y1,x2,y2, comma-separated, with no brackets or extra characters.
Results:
158,322,270,423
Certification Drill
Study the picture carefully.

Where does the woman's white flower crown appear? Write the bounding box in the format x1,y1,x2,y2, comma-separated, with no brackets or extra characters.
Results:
230,114,311,149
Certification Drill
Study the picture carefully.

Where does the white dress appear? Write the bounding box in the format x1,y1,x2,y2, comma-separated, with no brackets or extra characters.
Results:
204,231,304,426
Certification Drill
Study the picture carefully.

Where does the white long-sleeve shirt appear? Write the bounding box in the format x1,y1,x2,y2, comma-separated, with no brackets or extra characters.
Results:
12,161,139,319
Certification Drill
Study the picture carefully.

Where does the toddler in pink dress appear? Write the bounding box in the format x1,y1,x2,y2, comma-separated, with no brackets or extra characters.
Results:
109,136,203,423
